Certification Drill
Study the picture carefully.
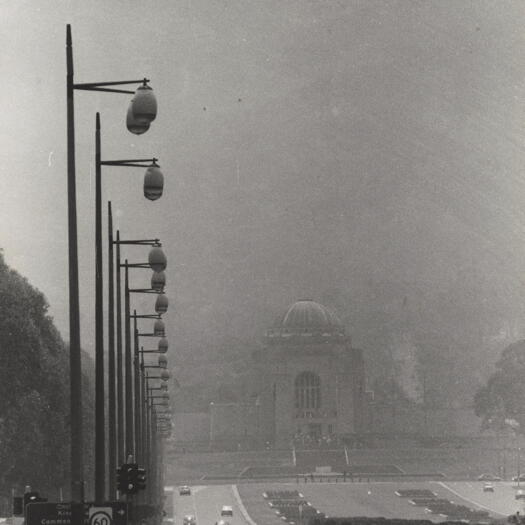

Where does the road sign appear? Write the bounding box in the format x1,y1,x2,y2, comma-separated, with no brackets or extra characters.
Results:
26,502,127,525
88,507,113,525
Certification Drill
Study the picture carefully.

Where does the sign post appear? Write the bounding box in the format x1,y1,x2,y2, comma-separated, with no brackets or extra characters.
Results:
26,502,127,525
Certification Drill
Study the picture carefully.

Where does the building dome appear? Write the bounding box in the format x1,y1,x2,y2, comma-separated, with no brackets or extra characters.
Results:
281,300,343,331
265,300,347,343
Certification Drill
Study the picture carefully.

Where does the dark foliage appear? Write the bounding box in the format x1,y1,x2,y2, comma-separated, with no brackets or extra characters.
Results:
474,340,525,433
0,252,94,500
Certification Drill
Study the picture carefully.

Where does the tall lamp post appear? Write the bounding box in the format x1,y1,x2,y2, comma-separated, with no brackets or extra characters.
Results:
66,24,157,506
145,371,170,506
95,114,164,501
113,235,163,468
121,254,167,462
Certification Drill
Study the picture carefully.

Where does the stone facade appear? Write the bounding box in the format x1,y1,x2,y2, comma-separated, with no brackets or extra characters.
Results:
254,300,366,447
172,300,367,450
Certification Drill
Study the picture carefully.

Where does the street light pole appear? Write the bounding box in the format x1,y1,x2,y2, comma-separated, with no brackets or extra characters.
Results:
116,231,124,466
66,24,158,506
115,239,165,466
95,113,105,503
134,313,142,465
107,202,116,499
124,261,133,458
66,23,84,507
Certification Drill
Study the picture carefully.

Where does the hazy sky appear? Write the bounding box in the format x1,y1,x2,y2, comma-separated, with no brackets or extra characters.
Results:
2,1,525,357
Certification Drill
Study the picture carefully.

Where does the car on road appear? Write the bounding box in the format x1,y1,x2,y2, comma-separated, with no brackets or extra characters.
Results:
513,475,525,482
477,473,502,481
183,515,196,525
178,486,191,496
516,489,525,500
220,506,233,518
483,483,494,492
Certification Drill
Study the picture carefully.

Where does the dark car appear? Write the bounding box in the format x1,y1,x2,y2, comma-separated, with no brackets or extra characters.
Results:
179,486,191,496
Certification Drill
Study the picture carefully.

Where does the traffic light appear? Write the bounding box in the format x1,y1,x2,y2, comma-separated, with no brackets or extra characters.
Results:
137,467,146,491
117,463,147,495
24,492,47,506
117,463,137,494
116,465,126,493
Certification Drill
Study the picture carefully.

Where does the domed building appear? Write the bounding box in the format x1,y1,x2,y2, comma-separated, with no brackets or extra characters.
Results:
254,300,366,446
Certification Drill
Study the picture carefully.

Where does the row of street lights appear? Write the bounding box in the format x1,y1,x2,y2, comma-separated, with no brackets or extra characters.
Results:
66,24,173,513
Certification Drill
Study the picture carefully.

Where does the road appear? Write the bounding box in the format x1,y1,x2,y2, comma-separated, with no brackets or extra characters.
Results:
166,480,525,525
437,481,525,517
168,485,249,525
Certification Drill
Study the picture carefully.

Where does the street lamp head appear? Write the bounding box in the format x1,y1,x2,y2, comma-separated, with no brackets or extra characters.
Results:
158,354,168,369
126,104,150,135
130,83,157,124
151,270,166,292
148,246,167,272
161,369,170,381
155,293,169,314
144,162,164,201
158,337,169,354
153,319,166,337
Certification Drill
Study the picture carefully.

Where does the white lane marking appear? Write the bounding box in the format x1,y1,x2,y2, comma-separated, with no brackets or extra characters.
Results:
435,481,506,517
232,484,257,525
191,489,199,525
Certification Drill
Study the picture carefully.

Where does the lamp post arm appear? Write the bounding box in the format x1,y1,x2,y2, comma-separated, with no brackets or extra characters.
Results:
74,78,149,88
101,158,157,166
74,78,150,94
75,86,135,94
129,289,163,294
115,239,160,246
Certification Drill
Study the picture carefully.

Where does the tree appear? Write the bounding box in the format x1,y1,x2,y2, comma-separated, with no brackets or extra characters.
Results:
474,340,525,433
0,251,94,498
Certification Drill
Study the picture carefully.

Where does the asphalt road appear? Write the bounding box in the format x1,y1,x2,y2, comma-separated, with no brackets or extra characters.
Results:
168,485,248,525
166,480,525,524
437,481,525,517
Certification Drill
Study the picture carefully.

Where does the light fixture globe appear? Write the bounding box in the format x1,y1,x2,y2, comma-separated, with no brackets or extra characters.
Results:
144,163,164,201
153,319,165,337
155,293,169,314
126,104,150,135
158,338,169,354
151,271,166,292
160,370,170,381
149,247,167,272
131,84,157,124
158,355,168,369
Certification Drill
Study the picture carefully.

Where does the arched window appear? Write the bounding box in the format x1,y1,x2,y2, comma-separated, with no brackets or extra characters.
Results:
295,372,321,409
